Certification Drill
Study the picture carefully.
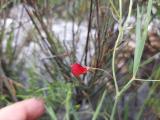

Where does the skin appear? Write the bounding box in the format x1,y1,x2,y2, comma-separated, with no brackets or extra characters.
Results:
0,98,45,120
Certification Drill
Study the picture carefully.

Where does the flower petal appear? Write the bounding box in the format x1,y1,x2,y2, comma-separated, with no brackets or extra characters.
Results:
71,63,89,77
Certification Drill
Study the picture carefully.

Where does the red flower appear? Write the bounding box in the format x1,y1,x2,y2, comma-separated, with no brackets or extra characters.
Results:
71,63,89,77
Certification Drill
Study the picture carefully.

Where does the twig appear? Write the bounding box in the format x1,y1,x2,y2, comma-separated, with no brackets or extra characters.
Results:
84,0,93,66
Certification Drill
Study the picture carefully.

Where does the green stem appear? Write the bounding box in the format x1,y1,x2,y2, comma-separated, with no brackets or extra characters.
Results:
65,88,72,120
111,0,124,94
89,67,112,78
109,77,160,120
136,82,158,120
112,26,123,94
110,78,135,120
120,78,134,95
134,78,160,82
109,0,120,19
119,0,122,20
110,95,120,120
124,0,133,28
92,90,107,120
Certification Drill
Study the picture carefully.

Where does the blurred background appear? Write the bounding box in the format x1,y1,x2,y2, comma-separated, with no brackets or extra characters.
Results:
0,0,160,120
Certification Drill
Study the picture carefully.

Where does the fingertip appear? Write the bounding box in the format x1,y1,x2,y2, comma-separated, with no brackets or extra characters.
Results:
24,98,45,119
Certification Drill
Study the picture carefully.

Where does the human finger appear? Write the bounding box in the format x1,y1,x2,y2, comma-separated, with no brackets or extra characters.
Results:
0,98,45,120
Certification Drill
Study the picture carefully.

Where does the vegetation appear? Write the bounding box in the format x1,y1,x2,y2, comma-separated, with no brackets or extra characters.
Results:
0,0,160,119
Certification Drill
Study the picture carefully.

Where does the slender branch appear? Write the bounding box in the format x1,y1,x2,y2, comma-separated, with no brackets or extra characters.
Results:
111,0,124,94
112,27,122,94
92,90,107,120
110,77,135,120
120,78,135,95
110,95,119,120
134,78,160,82
84,0,93,65
95,0,101,68
124,0,133,28
110,0,133,119
89,67,113,79
119,0,122,20
109,0,120,19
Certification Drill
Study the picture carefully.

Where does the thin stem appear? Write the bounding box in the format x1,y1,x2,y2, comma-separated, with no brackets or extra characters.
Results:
110,0,133,119
89,67,113,78
136,82,158,120
109,0,120,19
140,52,160,67
92,90,107,120
111,0,124,94
134,78,160,82
124,0,133,28
112,27,123,94
110,10,119,22
110,95,120,120
109,76,160,120
84,0,93,65
65,89,72,120
119,78,135,95
119,0,122,21
110,78,134,120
